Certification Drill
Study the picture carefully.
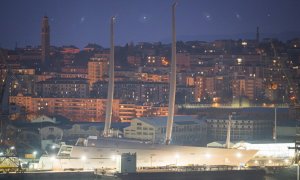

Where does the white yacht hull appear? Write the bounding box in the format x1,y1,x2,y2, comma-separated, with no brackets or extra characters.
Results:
39,139,257,171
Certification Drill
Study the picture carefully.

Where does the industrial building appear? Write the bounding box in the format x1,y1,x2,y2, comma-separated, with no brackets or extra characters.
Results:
206,117,272,141
124,116,207,145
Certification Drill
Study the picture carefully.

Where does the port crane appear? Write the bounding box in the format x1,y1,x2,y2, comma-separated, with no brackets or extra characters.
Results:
0,48,13,147
0,49,25,173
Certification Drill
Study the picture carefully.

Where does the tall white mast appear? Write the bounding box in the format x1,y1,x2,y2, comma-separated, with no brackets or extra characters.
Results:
273,107,277,141
225,114,232,148
165,2,177,145
103,16,115,137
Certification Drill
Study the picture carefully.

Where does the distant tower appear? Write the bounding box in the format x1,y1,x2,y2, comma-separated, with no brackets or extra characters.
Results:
41,16,50,65
256,26,260,44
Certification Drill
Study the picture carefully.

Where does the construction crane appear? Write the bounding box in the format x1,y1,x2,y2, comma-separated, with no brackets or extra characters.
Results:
0,49,11,150
0,49,23,151
0,49,11,115
0,49,34,173
0,48,29,118
0,146,24,173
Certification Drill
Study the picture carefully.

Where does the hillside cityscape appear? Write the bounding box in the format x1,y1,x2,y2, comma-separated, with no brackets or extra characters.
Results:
1,15,299,150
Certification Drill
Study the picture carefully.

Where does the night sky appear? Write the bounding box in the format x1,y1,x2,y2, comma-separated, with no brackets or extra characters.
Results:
1,0,300,49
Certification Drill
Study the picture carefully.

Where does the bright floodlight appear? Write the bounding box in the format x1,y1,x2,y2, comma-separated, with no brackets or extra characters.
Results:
51,145,56,149
268,160,272,164
205,153,211,159
0,152,3,156
10,146,15,150
236,152,242,158
237,58,243,63
81,155,86,161
50,155,56,161
33,151,37,155
254,160,258,164
175,154,180,159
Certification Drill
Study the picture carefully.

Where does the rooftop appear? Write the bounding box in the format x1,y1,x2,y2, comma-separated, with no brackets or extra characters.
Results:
37,77,88,84
135,115,201,128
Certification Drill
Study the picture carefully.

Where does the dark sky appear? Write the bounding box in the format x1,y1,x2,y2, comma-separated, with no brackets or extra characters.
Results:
1,0,300,49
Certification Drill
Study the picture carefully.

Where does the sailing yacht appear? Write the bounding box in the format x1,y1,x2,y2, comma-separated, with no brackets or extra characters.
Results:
38,3,258,171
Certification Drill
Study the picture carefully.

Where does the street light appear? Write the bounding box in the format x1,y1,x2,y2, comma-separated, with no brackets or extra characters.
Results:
111,155,116,161
33,151,37,156
205,153,211,159
236,152,242,168
175,154,180,166
236,152,242,158
50,155,56,161
81,155,86,161
33,151,38,161
150,154,155,167
268,160,272,165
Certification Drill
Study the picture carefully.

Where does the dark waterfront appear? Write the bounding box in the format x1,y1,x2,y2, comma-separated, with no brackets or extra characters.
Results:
265,166,297,180
0,167,297,180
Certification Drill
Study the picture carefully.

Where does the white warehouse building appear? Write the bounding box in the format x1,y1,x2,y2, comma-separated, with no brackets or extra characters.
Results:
124,115,207,145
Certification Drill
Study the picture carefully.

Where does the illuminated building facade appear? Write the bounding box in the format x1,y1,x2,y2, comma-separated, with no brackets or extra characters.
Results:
127,55,141,67
87,54,109,86
119,104,168,122
176,53,191,71
9,94,120,122
36,78,89,98
92,81,169,104
232,77,263,100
